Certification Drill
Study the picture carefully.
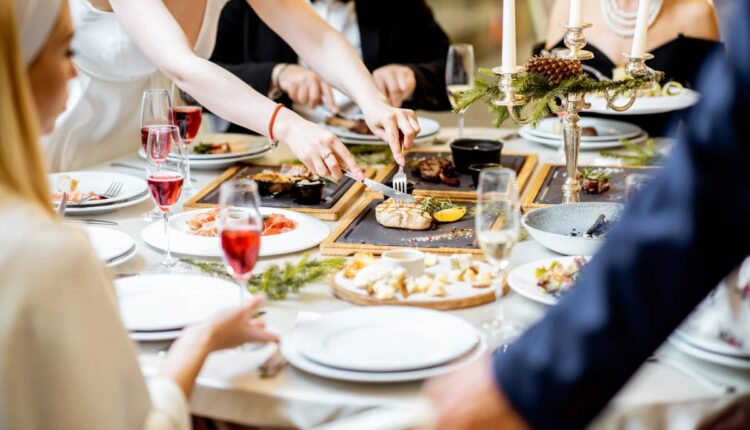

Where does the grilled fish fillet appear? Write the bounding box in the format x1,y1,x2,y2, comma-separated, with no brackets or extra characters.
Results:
375,199,432,230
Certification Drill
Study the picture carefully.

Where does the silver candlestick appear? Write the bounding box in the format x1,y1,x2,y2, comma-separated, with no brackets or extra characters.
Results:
492,23,662,203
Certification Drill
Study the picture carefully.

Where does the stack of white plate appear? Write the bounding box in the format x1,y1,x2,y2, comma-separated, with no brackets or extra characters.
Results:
282,307,487,383
82,226,137,267
671,329,750,369
519,117,647,150
50,171,150,215
115,274,241,341
585,89,700,115
322,116,440,145
140,133,275,170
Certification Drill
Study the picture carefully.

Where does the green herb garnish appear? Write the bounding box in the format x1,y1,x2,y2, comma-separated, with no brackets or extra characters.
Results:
192,143,214,154
580,168,610,182
599,138,664,166
181,253,346,300
420,196,464,215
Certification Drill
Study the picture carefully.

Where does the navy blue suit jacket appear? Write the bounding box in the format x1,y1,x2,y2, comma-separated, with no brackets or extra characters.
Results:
494,3,750,428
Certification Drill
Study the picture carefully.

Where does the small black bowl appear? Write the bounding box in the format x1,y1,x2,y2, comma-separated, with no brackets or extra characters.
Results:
256,179,292,197
468,163,503,187
449,139,503,174
292,179,325,205
385,180,415,196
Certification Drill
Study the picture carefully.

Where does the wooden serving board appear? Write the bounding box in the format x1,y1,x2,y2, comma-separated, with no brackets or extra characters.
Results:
374,149,538,199
184,164,375,221
522,163,659,212
320,194,487,256
329,275,498,310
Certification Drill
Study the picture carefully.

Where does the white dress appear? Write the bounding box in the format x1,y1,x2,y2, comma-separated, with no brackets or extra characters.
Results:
0,194,189,430
44,0,228,172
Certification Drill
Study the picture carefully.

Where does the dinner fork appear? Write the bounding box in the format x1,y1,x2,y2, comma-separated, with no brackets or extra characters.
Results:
56,192,68,216
392,142,408,199
77,181,123,204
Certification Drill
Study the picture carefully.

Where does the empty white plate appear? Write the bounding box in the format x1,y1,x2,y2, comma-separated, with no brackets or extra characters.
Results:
115,274,241,332
519,127,648,150
82,226,136,262
585,88,700,115
294,307,479,372
141,207,329,258
522,117,642,142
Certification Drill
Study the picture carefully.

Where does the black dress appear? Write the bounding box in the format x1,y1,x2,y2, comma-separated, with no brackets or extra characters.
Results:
536,35,724,136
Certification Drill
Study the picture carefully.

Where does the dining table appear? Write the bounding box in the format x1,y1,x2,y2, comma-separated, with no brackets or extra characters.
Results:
79,125,750,429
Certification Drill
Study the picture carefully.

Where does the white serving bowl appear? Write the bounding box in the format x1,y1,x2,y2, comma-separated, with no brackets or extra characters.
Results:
522,203,623,256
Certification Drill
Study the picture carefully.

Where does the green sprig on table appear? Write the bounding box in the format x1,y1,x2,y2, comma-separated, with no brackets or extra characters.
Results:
599,138,664,166
454,68,656,127
181,254,346,300
280,144,393,168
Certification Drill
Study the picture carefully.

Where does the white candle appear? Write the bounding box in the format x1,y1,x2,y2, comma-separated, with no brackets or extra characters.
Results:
630,0,650,57
501,0,516,72
568,0,582,27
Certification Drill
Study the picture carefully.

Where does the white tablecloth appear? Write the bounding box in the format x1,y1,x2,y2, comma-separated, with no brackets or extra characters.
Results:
80,127,750,429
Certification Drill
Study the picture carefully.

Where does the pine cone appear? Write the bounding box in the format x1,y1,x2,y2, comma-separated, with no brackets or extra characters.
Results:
524,56,583,84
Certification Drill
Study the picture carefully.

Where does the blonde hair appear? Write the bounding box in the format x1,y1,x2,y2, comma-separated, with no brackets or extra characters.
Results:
0,0,53,215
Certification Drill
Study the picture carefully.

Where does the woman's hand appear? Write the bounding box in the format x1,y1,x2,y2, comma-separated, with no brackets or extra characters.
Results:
197,294,279,352
273,107,364,180
361,102,421,166
276,64,338,112
372,65,417,108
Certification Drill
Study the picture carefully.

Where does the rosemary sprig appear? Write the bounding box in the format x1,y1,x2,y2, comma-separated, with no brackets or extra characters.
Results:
580,168,610,181
420,196,465,215
599,138,664,166
455,70,657,127
181,254,346,300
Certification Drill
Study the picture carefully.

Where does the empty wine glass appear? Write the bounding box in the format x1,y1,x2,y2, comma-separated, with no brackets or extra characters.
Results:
140,89,173,221
446,44,475,139
218,180,264,308
172,84,202,194
475,167,521,348
145,125,186,270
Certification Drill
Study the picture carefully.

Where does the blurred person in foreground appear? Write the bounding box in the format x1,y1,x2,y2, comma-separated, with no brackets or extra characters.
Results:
210,0,451,131
424,1,750,428
0,1,277,428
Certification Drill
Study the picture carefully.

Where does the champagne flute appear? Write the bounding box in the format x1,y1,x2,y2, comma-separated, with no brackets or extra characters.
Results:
172,84,202,194
446,44,475,139
140,89,173,220
218,180,263,307
475,167,521,348
146,125,185,270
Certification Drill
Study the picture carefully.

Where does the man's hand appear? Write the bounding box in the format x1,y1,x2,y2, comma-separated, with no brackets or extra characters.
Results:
275,64,338,112
372,64,417,108
422,354,529,430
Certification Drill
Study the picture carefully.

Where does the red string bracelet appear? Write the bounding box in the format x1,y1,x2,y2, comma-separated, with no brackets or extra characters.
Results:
268,103,285,146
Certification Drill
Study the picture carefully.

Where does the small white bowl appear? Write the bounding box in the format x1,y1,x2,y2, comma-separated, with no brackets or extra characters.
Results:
522,203,623,256
382,249,425,277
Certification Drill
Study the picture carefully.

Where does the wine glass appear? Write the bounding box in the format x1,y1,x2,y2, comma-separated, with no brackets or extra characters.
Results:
475,167,521,349
141,89,174,220
218,180,264,307
172,84,202,194
145,125,186,270
446,44,475,139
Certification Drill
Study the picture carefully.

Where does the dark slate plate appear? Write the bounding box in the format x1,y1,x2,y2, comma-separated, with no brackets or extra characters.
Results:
380,151,528,192
196,165,355,210
534,166,658,205
336,198,480,250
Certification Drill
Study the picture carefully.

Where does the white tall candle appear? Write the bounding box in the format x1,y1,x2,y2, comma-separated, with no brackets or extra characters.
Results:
568,0,582,27
630,0,650,57
501,0,516,72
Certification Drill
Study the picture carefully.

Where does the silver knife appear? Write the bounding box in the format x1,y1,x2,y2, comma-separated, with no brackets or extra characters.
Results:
345,173,416,202
65,219,120,226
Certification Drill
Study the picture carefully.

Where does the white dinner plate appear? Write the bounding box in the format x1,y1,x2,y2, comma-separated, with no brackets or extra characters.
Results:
669,335,750,369
82,226,136,262
522,117,642,142
184,133,274,160
129,329,182,342
674,329,750,359
507,256,591,306
519,127,648,150
115,274,241,332
585,88,700,115
141,208,329,258
323,116,440,142
50,171,148,207
106,244,138,268
138,147,273,170
63,192,151,215
294,307,479,372
282,334,487,383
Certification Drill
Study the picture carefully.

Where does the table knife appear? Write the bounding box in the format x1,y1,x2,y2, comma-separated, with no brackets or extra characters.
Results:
344,173,416,202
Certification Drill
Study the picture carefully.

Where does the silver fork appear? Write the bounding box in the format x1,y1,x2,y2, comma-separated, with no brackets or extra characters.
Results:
259,311,321,378
77,181,123,204
56,192,68,216
392,143,408,199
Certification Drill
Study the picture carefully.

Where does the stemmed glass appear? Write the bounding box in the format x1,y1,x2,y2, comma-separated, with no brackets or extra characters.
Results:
172,84,202,194
475,167,521,348
145,125,186,270
218,180,263,306
140,89,174,220
446,44,475,139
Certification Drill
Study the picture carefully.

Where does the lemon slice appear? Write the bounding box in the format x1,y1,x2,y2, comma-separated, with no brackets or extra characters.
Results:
433,206,467,223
